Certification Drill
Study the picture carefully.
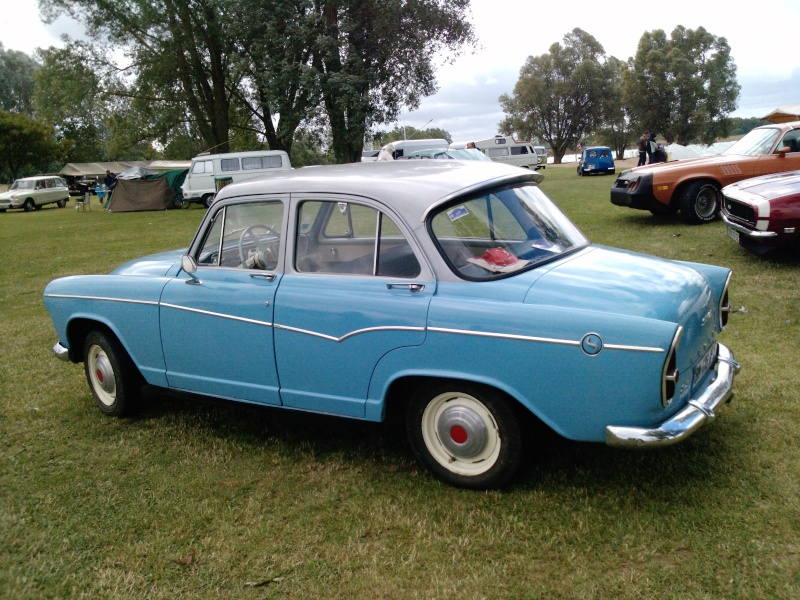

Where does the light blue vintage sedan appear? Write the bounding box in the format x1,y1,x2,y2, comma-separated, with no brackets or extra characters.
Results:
44,161,739,488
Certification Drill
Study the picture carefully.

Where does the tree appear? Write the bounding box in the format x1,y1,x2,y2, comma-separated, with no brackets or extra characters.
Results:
232,0,319,156
499,29,610,164
0,110,64,180
378,125,452,146
41,0,239,154
624,26,739,145
33,44,110,163
0,43,39,116
595,56,634,159
311,0,475,163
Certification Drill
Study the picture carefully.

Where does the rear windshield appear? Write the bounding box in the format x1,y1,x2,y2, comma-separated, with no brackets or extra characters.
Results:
429,183,588,280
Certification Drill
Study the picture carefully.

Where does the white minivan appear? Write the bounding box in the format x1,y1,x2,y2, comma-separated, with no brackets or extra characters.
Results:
452,136,541,170
182,150,291,208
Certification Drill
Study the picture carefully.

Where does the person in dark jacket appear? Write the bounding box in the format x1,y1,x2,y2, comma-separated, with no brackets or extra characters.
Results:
637,131,649,166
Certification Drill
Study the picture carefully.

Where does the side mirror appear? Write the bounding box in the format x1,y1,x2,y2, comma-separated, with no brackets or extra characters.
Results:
777,146,792,155
181,255,202,285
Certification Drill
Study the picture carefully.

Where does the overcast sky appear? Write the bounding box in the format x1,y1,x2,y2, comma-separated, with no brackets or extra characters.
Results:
4,0,799,144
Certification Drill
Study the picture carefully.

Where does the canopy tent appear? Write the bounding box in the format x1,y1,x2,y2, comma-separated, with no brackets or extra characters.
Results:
106,169,188,212
760,106,800,124
59,161,150,178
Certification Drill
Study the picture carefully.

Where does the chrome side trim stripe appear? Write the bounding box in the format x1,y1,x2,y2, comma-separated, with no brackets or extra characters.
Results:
160,303,273,327
274,323,425,342
428,327,663,353
45,294,159,306
48,294,663,353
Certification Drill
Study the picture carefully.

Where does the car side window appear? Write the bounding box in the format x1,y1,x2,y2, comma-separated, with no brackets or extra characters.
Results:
197,201,284,270
776,129,800,153
295,200,421,278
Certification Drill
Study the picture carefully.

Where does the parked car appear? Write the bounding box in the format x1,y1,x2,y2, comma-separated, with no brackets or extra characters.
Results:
533,145,548,169
610,121,800,223
68,176,99,197
721,170,800,253
403,148,492,161
44,161,739,489
0,175,70,212
577,146,615,176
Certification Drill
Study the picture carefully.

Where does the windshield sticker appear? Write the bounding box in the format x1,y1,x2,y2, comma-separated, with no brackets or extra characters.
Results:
447,206,469,221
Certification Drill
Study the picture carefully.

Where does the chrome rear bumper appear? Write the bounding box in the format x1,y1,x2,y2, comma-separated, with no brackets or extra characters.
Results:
606,343,740,448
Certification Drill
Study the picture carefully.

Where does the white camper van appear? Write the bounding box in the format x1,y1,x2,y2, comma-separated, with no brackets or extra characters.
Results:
182,150,291,207
453,136,541,170
376,139,449,160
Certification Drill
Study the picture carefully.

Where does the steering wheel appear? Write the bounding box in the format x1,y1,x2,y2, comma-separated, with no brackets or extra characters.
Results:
238,224,280,269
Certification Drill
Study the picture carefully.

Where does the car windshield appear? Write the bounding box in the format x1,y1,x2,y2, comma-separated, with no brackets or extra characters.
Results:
429,183,589,280
724,127,781,157
10,180,35,190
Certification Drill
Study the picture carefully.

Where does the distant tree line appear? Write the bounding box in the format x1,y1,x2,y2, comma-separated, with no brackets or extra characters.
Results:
0,1,475,179
500,26,744,163
0,12,769,179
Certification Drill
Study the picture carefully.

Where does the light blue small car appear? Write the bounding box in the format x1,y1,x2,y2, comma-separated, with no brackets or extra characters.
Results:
44,161,739,488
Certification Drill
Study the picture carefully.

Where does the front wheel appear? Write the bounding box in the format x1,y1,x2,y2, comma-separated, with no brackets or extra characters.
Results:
83,331,141,417
23,199,35,212
407,382,522,489
679,181,720,224
202,194,214,209
57,199,66,208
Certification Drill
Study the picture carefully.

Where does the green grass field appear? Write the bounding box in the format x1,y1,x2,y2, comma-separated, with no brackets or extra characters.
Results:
1,166,799,599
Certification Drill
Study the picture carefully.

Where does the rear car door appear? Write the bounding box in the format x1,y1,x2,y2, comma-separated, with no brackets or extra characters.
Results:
273,195,433,418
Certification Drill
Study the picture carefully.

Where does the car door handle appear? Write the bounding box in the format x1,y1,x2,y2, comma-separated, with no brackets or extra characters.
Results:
386,283,425,292
250,273,276,281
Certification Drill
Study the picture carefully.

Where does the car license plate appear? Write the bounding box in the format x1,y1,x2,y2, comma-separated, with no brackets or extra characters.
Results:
726,226,739,242
693,344,717,384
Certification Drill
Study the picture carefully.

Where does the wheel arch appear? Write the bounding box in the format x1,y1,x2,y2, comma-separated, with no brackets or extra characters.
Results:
379,373,545,433
672,176,722,202
66,317,137,372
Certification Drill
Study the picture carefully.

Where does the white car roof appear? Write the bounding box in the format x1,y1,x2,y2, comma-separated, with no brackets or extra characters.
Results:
214,160,538,223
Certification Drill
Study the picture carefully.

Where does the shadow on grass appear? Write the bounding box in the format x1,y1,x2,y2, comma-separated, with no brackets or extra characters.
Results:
129,385,743,498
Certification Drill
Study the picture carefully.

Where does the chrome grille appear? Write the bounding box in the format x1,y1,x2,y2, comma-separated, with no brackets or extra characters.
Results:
723,196,755,225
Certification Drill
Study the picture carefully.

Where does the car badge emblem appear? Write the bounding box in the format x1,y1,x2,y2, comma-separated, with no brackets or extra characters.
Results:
580,333,604,356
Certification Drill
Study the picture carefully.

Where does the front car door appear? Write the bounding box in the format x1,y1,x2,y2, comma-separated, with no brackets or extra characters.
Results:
273,195,434,418
159,197,287,404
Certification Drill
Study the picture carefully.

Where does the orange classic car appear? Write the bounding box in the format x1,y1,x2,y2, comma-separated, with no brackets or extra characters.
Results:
610,121,800,224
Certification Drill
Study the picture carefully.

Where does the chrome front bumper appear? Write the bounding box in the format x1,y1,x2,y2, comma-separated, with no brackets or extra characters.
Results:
606,343,740,448
53,342,71,362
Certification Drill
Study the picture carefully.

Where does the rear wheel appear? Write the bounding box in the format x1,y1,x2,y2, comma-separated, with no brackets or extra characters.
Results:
407,382,522,489
679,181,720,224
83,331,141,417
57,199,66,208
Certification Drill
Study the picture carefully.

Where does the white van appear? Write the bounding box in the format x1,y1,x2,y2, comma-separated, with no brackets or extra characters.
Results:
453,136,541,170
376,139,449,160
182,150,291,207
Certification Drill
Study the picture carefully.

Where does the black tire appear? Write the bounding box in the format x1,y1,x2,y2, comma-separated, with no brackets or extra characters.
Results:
83,330,141,417
406,382,522,489
57,199,66,208
679,180,720,224
577,167,583,176
202,194,214,209
23,199,35,212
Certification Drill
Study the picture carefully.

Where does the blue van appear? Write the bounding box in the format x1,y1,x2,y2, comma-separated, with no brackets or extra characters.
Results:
577,146,615,176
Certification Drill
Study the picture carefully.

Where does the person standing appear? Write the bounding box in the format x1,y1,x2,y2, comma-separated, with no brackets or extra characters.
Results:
103,170,116,208
647,132,658,164
637,131,649,166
